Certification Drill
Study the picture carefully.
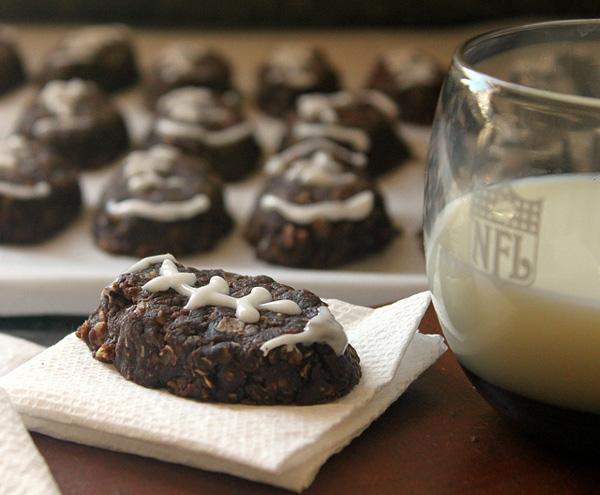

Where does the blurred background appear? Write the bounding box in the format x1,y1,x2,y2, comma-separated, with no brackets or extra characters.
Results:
1,1,600,28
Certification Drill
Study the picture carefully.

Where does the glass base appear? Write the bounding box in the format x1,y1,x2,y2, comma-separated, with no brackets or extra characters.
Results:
460,365,600,457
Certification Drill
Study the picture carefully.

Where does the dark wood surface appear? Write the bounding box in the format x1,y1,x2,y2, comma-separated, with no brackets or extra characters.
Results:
8,305,596,495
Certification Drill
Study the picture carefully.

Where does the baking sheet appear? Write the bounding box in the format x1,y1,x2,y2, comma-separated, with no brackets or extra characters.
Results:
0,44,430,316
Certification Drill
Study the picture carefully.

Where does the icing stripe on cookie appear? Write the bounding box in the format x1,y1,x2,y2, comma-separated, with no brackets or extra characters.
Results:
106,194,210,221
259,190,374,224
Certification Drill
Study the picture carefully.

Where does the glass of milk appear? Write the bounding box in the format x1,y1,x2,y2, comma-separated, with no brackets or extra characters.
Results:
424,19,600,454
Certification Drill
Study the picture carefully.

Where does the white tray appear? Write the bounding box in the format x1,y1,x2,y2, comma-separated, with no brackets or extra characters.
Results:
0,82,429,316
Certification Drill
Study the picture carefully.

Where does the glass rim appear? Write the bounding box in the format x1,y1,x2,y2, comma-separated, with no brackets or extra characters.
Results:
454,18,600,108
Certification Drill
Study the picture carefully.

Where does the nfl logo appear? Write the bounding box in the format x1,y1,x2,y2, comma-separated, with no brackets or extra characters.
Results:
469,184,542,286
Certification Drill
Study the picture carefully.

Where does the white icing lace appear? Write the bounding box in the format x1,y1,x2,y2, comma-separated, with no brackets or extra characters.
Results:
157,43,210,79
382,48,441,89
264,138,367,176
267,45,319,88
297,90,399,122
282,151,359,186
0,181,51,199
106,194,210,221
39,79,92,116
260,306,348,356
0,136,31,169
124,255,348,355
142,259,301,323
0,136,51,199
154,119,253,147
259,189,374,224
106,146,211,221
157,87,230,124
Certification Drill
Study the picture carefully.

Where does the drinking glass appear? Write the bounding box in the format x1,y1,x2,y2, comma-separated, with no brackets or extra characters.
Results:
424,19,600,454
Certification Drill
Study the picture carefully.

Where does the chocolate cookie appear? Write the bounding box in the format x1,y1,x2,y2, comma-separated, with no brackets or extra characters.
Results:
77,254,361,405
37,24,139,92
0,26,26,95
0,135,82,244
280,90,410,176
16,78,130,170
144,43,235,108
93,145,232,257
245,145,397,268
145,86,261,181
366,47,444,126
256,45,341,118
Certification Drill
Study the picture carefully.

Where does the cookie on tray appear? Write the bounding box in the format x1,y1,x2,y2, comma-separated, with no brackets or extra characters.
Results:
16,78,130,170
93,145,232,257
144,86,261,181
37,24,139,92
280,90,411,176
256,45,341,118
0,134,82,244
365,47,444,126
244,145,397,268
76,254,361,405
0,26,26,96
144,43,235,108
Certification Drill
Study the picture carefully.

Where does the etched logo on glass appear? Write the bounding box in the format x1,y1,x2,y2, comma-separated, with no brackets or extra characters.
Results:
470,184,542,286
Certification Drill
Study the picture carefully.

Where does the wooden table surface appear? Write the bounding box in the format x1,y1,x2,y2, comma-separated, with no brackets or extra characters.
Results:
2,305,591,495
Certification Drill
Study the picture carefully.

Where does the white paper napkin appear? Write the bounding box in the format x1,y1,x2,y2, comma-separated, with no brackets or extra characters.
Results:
0,291,445,492
0,333,45,377
0,388,62,495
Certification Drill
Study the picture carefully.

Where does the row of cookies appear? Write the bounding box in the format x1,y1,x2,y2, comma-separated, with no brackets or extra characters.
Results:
0,75,411,266
1,59,415,184
92,135,399,268
0,26,416,267
0,131,400,268
0,22,430,181
6,75,261,179
4,72,415,178
0,23,445,125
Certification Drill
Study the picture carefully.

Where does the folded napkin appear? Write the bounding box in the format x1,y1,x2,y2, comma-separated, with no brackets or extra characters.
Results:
0,333,45,377
0,291,445,492
0,388,61,495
